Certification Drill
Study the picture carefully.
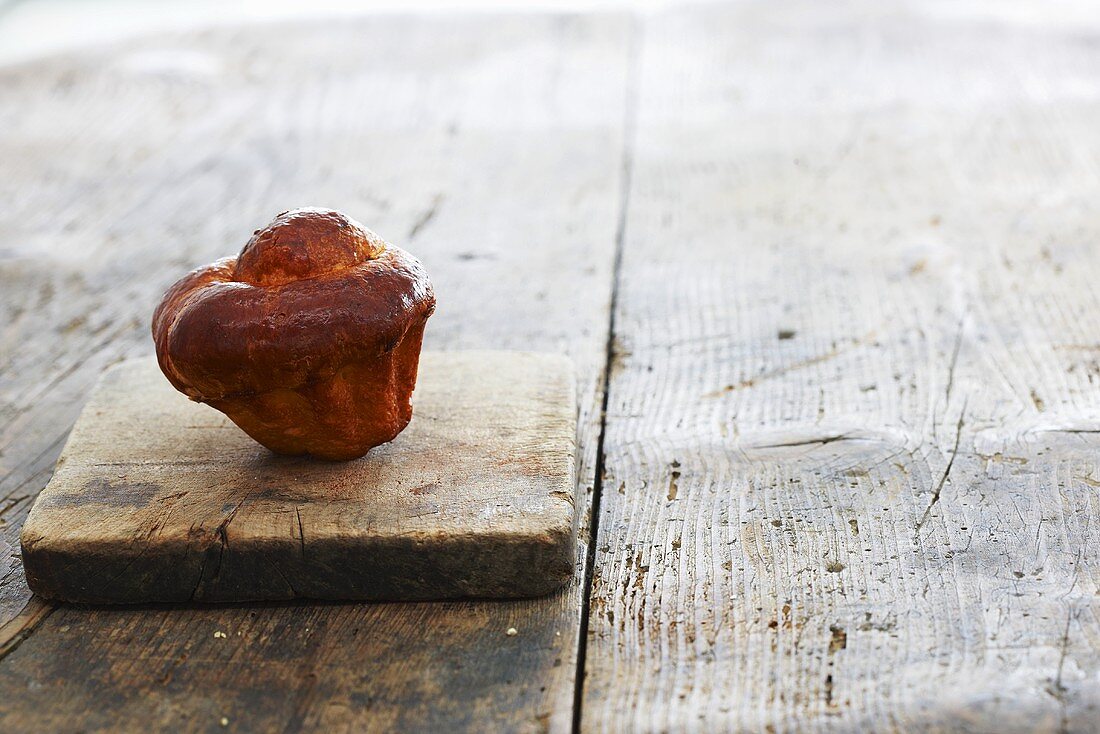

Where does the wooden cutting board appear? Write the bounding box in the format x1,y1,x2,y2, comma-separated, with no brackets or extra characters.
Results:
20,351,577,604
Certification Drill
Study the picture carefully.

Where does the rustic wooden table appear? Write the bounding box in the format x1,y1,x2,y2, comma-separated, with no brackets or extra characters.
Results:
1,1,1099,731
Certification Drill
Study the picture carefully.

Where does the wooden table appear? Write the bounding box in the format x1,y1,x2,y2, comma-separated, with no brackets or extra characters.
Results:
1,2,1098,731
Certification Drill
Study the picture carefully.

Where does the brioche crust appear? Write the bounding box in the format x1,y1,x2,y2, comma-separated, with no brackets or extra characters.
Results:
152,208,435,460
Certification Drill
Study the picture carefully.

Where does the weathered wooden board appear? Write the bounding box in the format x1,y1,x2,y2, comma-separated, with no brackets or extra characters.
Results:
582,2,1100,732
21,353,576,604
0,12,627,733
9,1,1100,731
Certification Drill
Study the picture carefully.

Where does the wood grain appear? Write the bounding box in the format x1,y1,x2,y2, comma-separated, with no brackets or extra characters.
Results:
0,13,628,732
6,1,1100,731
582,1,1100,731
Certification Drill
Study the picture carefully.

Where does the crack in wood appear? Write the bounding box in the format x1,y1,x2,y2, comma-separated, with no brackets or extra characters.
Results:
407,193,444,241
189,490,254,600
296,506,306,560
752,434,857,449
704,329,876,397
916,405,967,533
0,598,55,664
1046,607,1078,734
944,309,968,406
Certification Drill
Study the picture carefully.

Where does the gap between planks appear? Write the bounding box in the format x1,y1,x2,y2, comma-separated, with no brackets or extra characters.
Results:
571,12,641,734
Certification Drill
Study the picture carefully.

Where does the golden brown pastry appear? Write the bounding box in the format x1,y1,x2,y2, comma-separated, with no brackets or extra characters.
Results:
152,208,435,460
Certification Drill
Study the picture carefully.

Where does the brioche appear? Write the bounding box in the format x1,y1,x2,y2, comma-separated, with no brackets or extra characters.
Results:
152,208,435,460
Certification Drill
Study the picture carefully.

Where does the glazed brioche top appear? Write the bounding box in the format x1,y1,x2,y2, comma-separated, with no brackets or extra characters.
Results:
236,208,386,287
152,208,435,401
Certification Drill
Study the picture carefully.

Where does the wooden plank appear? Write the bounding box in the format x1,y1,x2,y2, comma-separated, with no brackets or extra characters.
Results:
0,0,660,66
582,1,1100,731
22,353,577,603
0,13,628,731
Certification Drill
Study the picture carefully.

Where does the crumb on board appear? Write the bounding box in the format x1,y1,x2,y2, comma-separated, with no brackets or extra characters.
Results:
506,627,518,636
213,631,227,639
220,716,229,727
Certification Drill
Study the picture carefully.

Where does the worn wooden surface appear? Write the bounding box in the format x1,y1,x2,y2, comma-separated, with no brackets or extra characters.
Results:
582,2,1100,732
22,353,577,603
0,12,626,733
3,1,1100,732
